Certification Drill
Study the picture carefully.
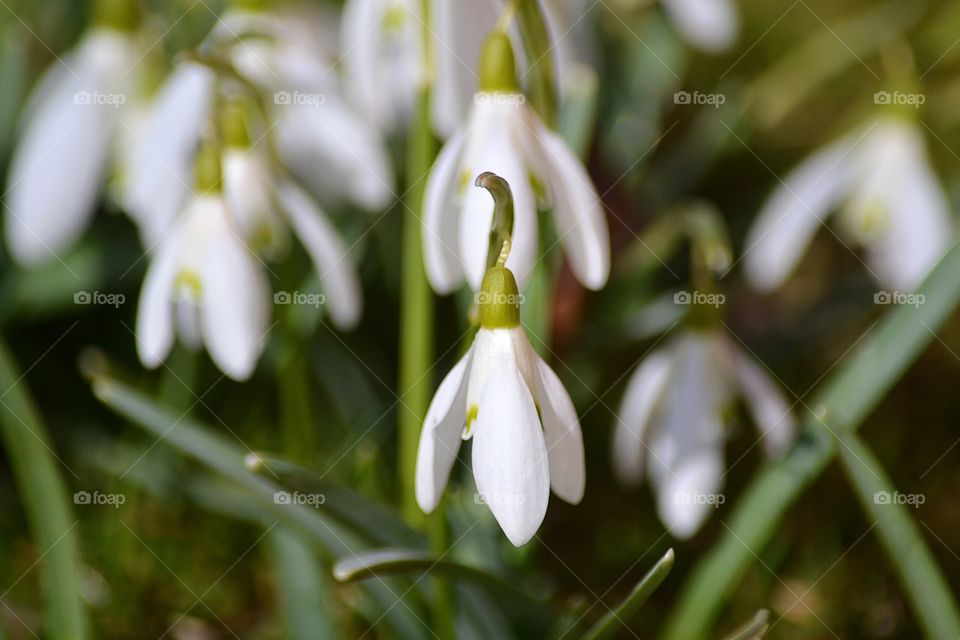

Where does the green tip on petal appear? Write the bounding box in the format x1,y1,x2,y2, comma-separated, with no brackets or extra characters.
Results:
478,266,522,329
479,32,519,93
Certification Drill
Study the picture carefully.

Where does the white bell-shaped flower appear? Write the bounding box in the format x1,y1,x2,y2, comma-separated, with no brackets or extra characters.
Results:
422,32,609,294
660,0,739,53
5,6,140,264
416,265,585,546
612,328,795,539
744,116,953,292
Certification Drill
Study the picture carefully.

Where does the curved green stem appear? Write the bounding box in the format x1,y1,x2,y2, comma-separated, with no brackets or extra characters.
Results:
476,172,515,270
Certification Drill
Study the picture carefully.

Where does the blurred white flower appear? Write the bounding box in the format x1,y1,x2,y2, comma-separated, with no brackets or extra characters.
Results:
5,26,138,264
612,329,795,538
423,33,609,294
416,266,584,546
660,0,739,53
744,117,953,292
136,193,270,381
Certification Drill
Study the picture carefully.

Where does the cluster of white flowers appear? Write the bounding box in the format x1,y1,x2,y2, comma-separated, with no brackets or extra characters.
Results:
6,0,950,546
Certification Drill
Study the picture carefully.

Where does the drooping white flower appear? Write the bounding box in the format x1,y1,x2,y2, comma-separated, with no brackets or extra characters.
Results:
5,25,139,264
136,192,270,381
743,116,953,292
660,0,739,53
422,32,609,293
612,329,795,539
416,265,585,546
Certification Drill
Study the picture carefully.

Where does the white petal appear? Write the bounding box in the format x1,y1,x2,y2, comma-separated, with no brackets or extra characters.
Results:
534,119,610,289
135,228,181,368
863,125,953,291
415,348,473,512
422,128,467,293
471,356,549,546
5,31,132,264
731,346,796,457
198,205,270,380
276,100,394,210
612,347,675,487
430,0,498,137
660,0,739,53
277,181,362,329
458,101,538,290
654,446,724,539
743,136,855,291
534,357,585,504
124,62,215,246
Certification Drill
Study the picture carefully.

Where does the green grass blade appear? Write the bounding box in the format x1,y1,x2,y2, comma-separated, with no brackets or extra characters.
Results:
0,338,89,639
268,527,338,640
664,240,960,639
837,433,960,639
581,548,674,640
721,610,770,640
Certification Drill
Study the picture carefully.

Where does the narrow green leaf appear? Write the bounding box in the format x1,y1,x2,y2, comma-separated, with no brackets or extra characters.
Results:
721,610,770,640
269,527,338,640
245,453,425,548
581,548,674,640
837,433,960,639
332,548,554,634
0,338,89,639
664,240,960,639
516,0,557,126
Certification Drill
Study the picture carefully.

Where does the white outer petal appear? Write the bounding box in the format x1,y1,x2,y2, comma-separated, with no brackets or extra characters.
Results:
612,347,675,487
415,348,473,513
730,345,796,458
135,225,181,368
278,181,362,329
743,136,855,291
863,123,953,291
124,62,215,246
660,0,739,53
458,99,538,291
6,31,133,264
534,119,610,289
422,128,467,293
534,356,585,504
222,148,277,241
199,203,270,380
471,351,549,547
655,445,724,539
275,100,394,210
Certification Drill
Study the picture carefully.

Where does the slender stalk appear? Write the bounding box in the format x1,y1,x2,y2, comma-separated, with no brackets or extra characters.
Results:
837,433,960,639
515,0,557,126
0,338,89,639
664,240,960,638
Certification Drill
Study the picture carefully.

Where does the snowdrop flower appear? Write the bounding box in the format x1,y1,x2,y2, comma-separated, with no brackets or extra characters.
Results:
136,146,269,381
660,0,739,53
743,116,953,292
613,329,795,538
342,0,499,136
5,0,140,264
423,32,609,293
416,174,585,546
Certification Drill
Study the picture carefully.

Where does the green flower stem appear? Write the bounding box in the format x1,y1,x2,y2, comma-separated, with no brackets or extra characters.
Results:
516,0,557,126
664,239,960,639
837,432,960,639
0,338,89,640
